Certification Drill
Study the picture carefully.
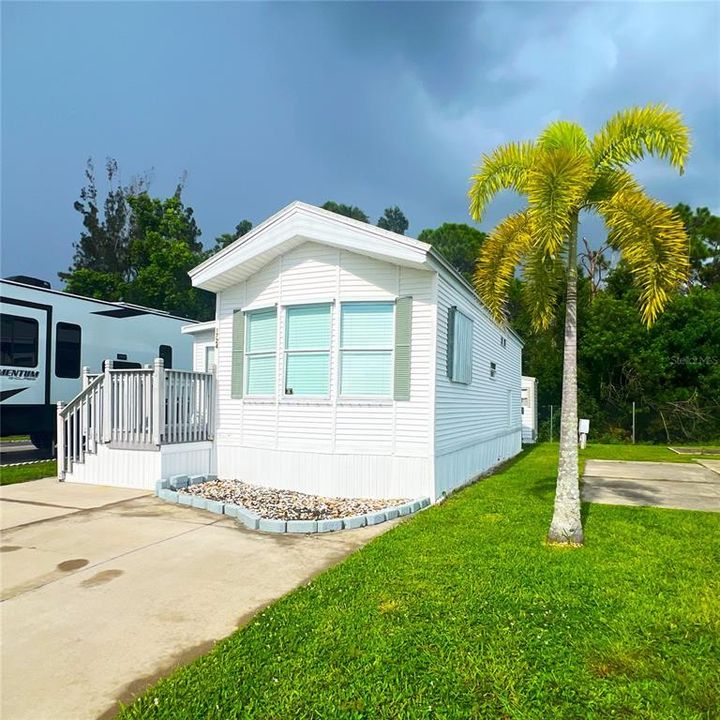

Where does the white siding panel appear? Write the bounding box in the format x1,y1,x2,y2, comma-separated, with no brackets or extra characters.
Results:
216,443,432,500
339,250,397,299
434,274,522,495
63,444,160,490
213,242,436,500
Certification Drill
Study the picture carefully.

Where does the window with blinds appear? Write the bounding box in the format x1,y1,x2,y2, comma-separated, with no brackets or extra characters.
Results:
447,306,473,384
284,304,331,396
340,302,394,397
245,308,277,395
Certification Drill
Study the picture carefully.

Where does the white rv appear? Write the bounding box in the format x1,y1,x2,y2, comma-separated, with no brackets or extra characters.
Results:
0,277,196,450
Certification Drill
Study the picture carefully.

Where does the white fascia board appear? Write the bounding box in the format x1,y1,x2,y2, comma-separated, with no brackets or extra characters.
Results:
181,320,217,335
190,201,432,292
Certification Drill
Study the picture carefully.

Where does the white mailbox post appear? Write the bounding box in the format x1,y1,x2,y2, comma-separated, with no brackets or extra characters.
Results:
578,418,590,449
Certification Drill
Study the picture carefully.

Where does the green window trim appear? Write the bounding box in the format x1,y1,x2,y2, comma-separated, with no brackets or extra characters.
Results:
231,310,244,399
284,303,332,397
393,296,412,401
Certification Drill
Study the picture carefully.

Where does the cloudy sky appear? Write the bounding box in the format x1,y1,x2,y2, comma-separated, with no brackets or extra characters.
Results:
2,1,719,284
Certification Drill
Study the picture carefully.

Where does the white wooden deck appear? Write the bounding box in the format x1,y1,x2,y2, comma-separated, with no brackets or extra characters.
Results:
57,360,215,489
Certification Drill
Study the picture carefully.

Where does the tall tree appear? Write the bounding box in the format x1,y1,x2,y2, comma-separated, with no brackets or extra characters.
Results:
469,104,690,545
418,223,487,282
321,201,369,223
62,160,213,320
673,203,720,288
212,220,253,253
60,158,147,297
377,206,409,235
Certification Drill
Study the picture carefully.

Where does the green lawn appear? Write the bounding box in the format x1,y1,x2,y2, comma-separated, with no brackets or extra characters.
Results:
0,460,57,486
120,444,720,719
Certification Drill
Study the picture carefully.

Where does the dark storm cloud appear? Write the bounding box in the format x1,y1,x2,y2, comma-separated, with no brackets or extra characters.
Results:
1,1,718,282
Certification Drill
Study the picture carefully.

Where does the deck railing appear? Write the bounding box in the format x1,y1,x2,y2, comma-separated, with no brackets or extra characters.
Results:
57,359,214,478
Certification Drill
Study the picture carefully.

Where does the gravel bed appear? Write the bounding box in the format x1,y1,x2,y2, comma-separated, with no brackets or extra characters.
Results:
180,479,409,521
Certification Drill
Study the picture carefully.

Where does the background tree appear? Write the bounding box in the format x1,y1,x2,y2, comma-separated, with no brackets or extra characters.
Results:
418,223,487,282
60,158,147,298
212,220,253,253
470,104,690,545
321,201,369,222
579,237,611,296
62,160,213,320
673,203,720,287
377,206,409,235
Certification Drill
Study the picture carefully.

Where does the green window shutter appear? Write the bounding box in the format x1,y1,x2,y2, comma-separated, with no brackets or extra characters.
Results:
446,306,456,379
231,309,245,399
393,296,413,401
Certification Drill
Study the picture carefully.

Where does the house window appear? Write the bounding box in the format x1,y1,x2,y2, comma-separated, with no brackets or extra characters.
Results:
340,302,394,397
490,362,497,379
55,322,81,378
245,308,277,395
205,346,216,372
284,304,331,396
447,306,473,384
0,314,39,368
500,336,507,348
159,344,173,369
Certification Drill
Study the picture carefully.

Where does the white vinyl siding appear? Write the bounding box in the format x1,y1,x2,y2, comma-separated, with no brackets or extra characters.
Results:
245,308,277,396
212,242,436,500
434,273,522,496
340,302,394,397
284,304,331,396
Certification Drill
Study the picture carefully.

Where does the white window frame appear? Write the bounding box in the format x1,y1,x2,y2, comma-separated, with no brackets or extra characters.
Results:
283,303,332,399
490,361,497,379
338,301,395,399
244,307,277,397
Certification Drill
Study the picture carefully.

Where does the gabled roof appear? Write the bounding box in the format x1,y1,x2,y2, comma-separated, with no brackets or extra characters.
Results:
190,201,431,293
189,201,523,345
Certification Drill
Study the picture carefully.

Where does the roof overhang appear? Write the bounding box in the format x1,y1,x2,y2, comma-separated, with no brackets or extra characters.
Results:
181,320,217,335
190,201,431,293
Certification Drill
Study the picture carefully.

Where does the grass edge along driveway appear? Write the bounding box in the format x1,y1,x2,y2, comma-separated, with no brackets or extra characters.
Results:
118,443,719,719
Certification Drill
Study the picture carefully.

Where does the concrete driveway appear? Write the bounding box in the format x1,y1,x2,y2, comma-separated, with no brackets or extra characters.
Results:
583,460,720,512
0,478,395,720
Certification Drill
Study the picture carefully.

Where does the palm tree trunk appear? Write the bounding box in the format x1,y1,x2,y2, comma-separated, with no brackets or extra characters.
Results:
548,212,584,545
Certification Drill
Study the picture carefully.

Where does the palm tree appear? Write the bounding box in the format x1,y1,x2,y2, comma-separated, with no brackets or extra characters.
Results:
468,104,690,545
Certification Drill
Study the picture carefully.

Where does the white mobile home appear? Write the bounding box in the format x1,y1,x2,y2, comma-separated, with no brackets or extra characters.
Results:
57,202,523,501
189,202,523,501
0,278,195,450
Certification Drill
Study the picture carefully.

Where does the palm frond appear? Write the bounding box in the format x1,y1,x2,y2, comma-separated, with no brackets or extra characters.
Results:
474,211,533,323
537,120,589,154
468,141,535,221
521,244,566,332
599,190,689,325
585,168,643,206
592,104,690,174
527,148,596,256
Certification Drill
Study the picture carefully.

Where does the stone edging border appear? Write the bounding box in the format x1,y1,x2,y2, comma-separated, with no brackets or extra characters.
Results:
155,474,431,533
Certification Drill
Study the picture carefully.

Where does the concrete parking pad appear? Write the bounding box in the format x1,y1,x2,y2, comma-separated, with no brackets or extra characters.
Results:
0,480,396,720
583,460,720,512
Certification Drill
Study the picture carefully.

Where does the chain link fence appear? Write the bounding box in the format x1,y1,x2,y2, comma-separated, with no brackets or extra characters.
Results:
537,400,720,445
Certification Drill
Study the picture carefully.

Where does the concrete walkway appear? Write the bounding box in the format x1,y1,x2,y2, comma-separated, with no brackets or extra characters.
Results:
0,478,396,720
582,460,720,512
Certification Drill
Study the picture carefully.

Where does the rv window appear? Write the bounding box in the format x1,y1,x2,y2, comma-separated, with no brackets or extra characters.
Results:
1,314,39,368
55,323,81,378
159,345,173,369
